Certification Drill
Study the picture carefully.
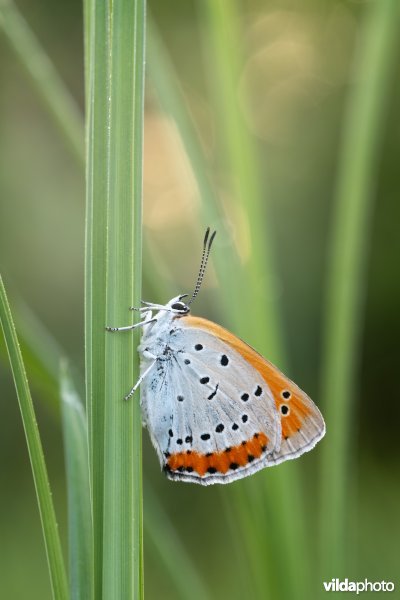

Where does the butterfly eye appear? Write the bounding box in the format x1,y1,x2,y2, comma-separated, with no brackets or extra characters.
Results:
171,302,189,313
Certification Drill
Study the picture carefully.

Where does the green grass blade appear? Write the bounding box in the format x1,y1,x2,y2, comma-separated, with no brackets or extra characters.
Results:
102,0,146,597
200,0,284,360
1,298,209,600
60,361,93,600
146,16,221,223
0,275,68,600
83,0,93,118
147,18,246,331
0,0,84,166
1,298,93,599
0,299,61,409
199,2,311,597
84,1,110,596
145,487,212,600
319,0,399,579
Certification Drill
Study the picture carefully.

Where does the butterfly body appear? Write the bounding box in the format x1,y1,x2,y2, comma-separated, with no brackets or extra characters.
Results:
137,296,325,486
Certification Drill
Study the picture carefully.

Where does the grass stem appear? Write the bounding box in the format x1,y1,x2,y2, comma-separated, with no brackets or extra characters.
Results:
319,0,399,578
0,276,68,600
102,0,146,597
0,0,84,166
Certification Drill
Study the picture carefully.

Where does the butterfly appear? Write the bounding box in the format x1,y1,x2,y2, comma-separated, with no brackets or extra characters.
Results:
106,228,325,485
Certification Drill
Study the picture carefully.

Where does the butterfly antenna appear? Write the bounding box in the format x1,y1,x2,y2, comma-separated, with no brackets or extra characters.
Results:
187,228,216,305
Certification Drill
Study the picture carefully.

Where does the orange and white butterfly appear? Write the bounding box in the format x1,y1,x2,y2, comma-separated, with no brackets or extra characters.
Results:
106,229,325,485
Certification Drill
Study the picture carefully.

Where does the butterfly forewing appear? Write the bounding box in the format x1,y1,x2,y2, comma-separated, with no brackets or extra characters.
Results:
141,318,282,484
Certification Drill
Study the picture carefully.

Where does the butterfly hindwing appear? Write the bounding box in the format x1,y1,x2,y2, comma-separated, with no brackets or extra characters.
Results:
176,316,325,479
256,359,325,464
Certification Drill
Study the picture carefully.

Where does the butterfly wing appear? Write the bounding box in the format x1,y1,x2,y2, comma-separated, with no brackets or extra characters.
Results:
184,317,325,470
164,316,325,483
141,315,324,485
256,359,325,466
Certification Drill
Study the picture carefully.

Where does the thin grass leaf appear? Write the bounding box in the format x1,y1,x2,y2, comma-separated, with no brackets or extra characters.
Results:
83,0,92,118
0,299,93,598
0,275,68,600
199,0,284,360
60,361,93,600
0,300,60,409
319,0,399,579
147,19,243,326
84,2,110,596
0,0,84,166
144,487,212,600
2,298,210,600
199,3,313,598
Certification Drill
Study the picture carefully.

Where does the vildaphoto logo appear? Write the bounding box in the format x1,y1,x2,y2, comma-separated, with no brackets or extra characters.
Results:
323,579,395,594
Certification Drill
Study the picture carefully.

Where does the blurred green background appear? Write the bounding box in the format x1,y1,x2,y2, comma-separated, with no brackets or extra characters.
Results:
1,0,399,598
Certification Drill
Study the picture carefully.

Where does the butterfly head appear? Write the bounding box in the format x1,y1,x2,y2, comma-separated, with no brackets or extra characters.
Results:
168,295,190,315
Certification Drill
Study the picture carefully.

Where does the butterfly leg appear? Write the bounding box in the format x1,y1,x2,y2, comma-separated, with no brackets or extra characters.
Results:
124,359,157,401
129,301,167,311
105,318,157,332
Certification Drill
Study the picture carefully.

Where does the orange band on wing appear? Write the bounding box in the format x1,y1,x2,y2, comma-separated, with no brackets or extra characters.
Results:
166,432,269,477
